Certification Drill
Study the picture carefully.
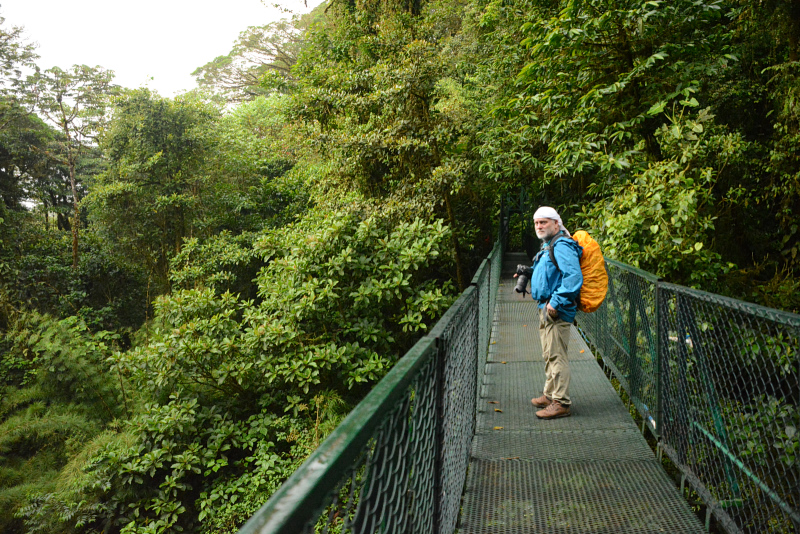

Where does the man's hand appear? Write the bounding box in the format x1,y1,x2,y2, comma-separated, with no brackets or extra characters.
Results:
546,303,558,319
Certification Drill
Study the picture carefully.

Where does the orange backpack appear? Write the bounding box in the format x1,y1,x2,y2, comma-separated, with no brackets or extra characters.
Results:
549,230,608,313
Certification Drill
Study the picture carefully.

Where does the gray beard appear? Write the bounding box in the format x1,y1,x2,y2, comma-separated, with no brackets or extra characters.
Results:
537,230,559,242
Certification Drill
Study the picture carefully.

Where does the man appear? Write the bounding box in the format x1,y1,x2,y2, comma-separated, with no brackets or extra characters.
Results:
526,206,583,419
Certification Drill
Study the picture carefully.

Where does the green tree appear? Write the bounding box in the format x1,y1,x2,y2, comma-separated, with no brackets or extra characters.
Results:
192,7,325,102
0,11,38,130
87,89,218,291
199,94,310,235
290,0,494,287
27,65,117,268
729,0,800,269
193,19,301,101
0,112,53,212
476,0,731,183
63,204,456,533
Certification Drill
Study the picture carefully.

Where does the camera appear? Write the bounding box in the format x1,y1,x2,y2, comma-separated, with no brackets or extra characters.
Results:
514,265,533,294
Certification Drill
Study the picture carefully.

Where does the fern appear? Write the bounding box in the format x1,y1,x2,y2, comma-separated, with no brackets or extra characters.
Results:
0,477,58,532
32,316,126,421
0,308,123,533
0,405,100,453
55,430,130,493
0,384,45,419
15,491,102,534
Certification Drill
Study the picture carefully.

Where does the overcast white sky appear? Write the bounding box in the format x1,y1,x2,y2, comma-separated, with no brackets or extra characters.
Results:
1,0,322,96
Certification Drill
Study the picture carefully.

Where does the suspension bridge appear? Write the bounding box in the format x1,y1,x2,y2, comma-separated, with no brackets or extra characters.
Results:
237,207,800,534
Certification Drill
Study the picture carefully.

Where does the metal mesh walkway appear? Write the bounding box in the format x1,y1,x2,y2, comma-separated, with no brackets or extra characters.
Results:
458,253,706,533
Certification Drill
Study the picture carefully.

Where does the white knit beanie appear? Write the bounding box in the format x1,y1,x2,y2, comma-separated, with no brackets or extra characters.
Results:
533,206,571,237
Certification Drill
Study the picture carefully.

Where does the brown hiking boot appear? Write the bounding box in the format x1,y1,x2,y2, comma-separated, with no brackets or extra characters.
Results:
536,400,571,419
530,395,552,408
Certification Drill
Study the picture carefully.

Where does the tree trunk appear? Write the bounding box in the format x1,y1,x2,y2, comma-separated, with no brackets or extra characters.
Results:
790,0,800,62
69,159,79,269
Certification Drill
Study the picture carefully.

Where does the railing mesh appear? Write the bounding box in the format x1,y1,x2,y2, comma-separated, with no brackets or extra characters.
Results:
282,342,439,534
579,262,800,534
473,258,492,381
578,260,660,426
659,283,800,534
432,287,479,533
318,354,440,534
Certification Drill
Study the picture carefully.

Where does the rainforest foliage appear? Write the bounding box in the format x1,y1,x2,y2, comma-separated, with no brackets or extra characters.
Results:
1,0,800,531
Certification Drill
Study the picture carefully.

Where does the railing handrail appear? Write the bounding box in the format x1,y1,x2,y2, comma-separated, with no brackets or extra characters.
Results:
660,280,800,325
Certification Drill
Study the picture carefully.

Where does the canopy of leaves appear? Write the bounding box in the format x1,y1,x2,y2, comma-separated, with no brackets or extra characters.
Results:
79,204,454,532
0,13,38,130
192,5,325,103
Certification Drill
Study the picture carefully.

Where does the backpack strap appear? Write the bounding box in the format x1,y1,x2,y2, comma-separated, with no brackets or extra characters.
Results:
548,234,564,271
547,234,581,310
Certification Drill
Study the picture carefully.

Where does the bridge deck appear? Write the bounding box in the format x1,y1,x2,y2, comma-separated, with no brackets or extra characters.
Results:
458,253,706,533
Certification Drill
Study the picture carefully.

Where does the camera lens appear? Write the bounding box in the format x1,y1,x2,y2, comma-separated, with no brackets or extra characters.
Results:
514,274,529,294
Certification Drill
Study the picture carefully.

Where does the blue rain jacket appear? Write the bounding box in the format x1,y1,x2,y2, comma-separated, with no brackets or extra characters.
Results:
529,232,583,323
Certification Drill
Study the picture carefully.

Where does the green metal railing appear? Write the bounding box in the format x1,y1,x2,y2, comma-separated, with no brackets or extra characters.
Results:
578,262,800,534
238,221,507,534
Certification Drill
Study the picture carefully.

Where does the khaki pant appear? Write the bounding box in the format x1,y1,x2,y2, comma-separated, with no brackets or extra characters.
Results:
539,308,572,406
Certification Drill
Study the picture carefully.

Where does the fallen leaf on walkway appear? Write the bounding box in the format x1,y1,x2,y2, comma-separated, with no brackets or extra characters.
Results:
488,401,499,404
494,408,503,412
501,361,507,364
501,456,520,460
493,426,503,430
580,349,585,353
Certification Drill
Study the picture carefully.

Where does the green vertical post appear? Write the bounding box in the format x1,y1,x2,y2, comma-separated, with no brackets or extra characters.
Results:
654,279,663,439
631,278,658,422
601,263,611,358
608,269,629,355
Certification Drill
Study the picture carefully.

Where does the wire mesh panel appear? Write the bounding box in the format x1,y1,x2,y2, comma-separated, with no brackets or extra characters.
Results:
473,239,504,400
577,259,660,434
659,283,800,534
472,258,492,377
490,238,504,317
316,392,422,534
580,258,800,534
429,286,480,534
406,354,439,531
331,353,439,534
